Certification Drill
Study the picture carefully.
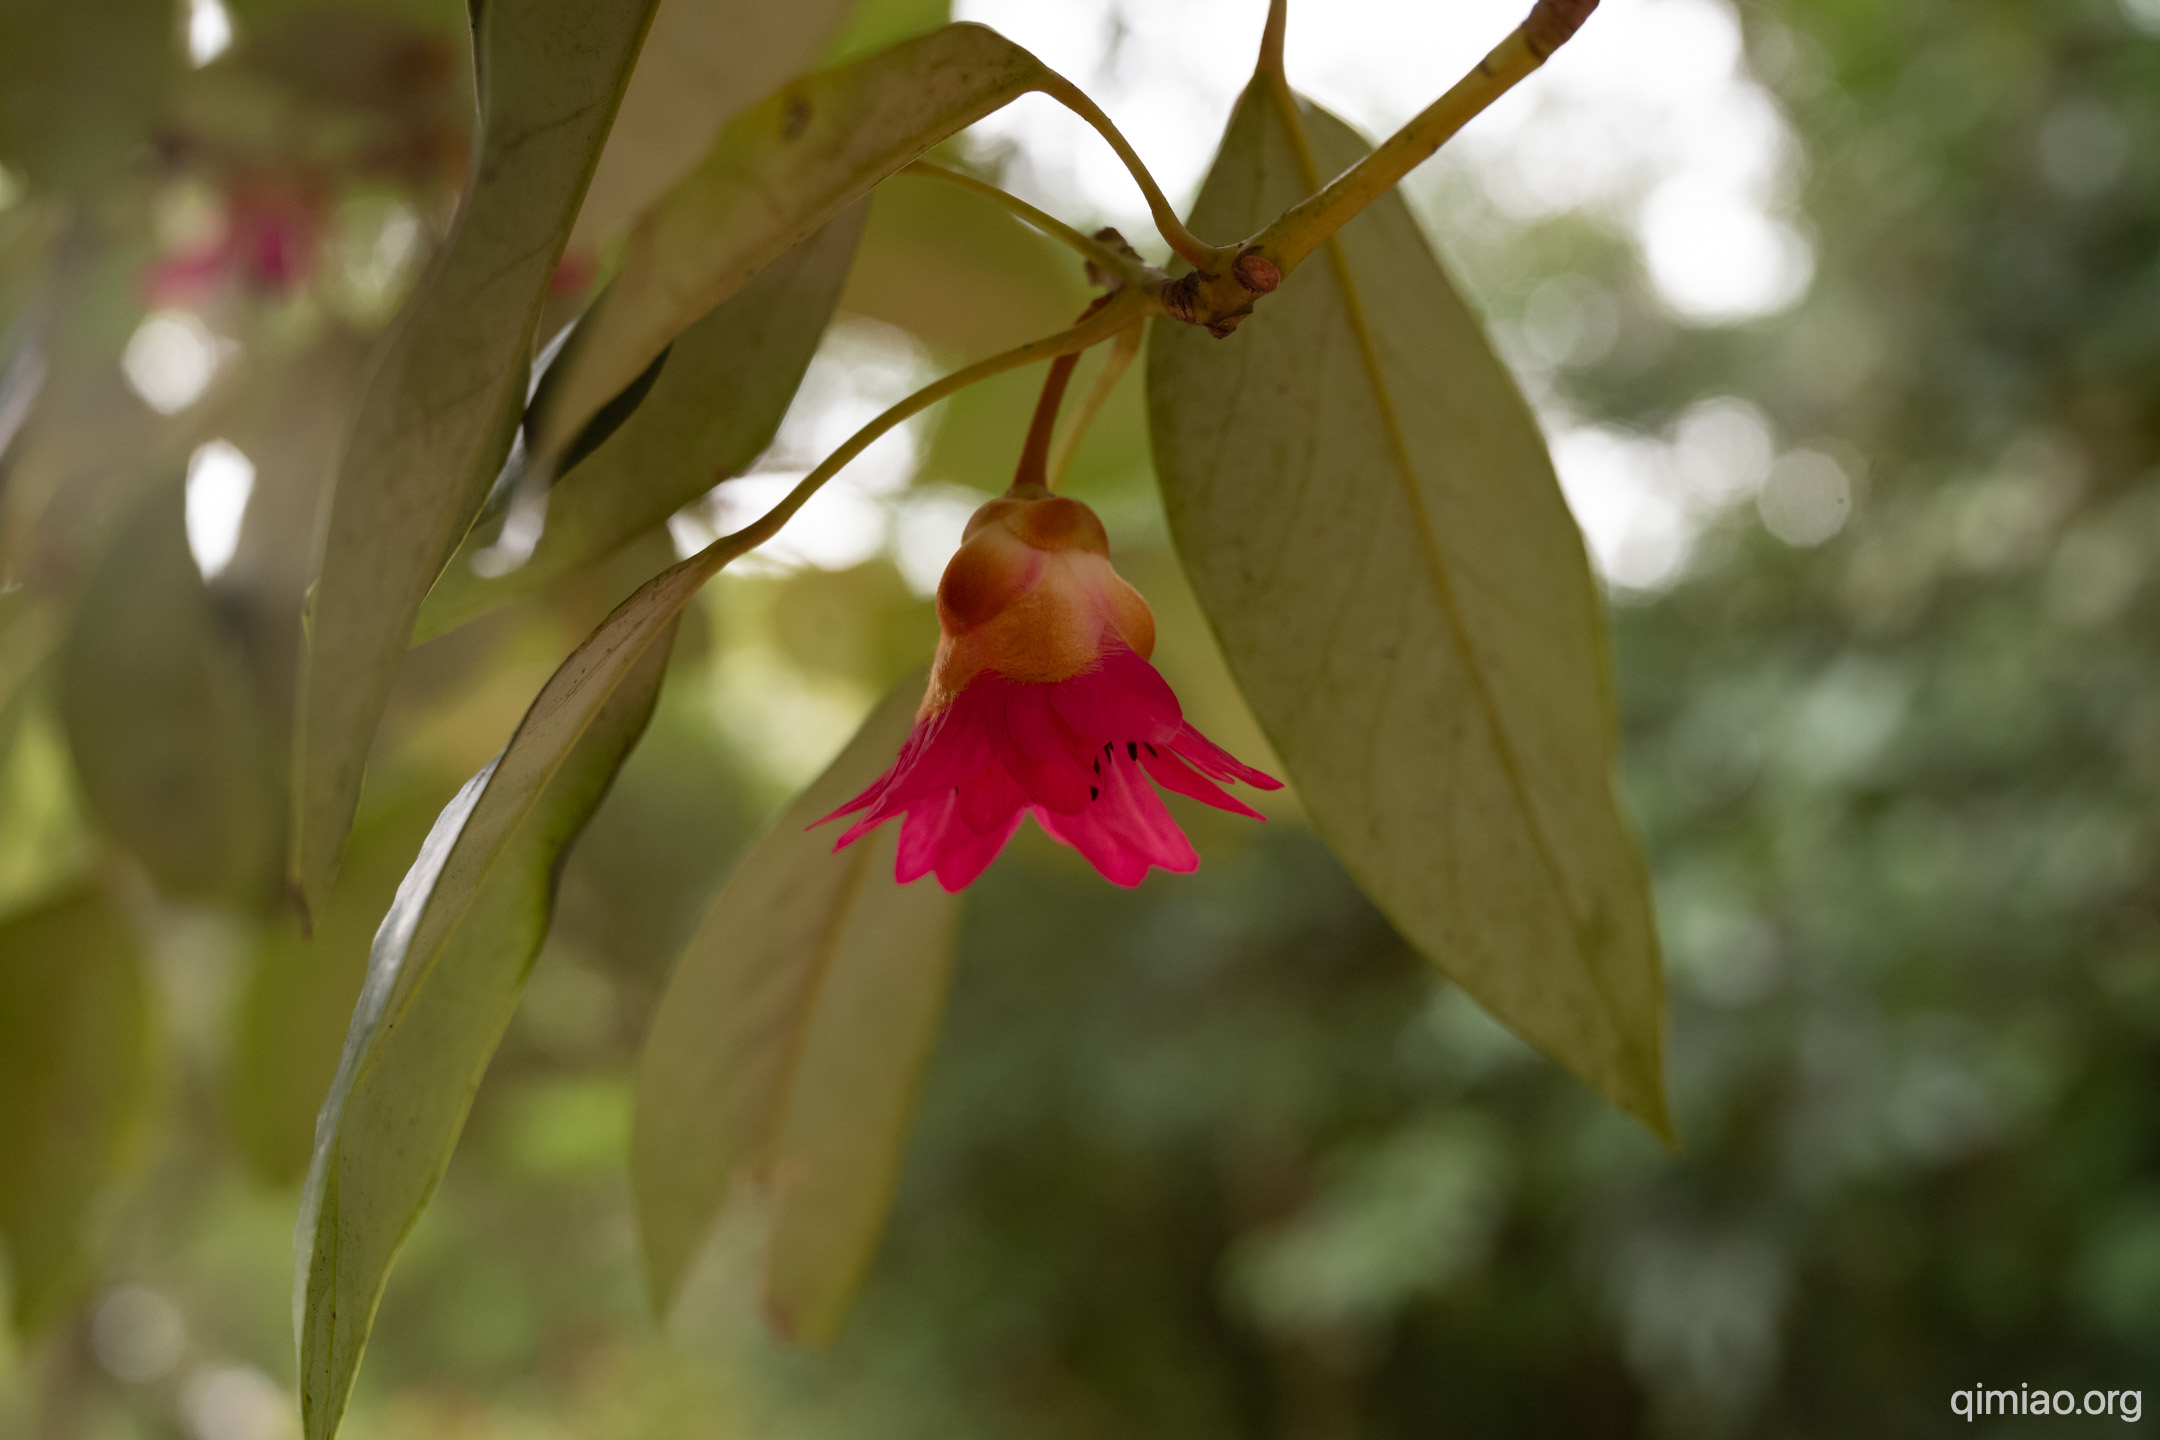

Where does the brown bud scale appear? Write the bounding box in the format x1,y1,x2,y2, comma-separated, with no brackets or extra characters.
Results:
1160,272,1202,325
1524,0,1596,58
1233,250,1281,295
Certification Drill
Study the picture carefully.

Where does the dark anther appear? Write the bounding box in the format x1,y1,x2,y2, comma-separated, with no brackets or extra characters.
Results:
1233,250,1280,294
781,96,813,140
1126,742,1139,760
1089,785,1100,801
1093,758,1101,774
1144,743,1157,756
1104,742,1116,757
1160,271,1204,325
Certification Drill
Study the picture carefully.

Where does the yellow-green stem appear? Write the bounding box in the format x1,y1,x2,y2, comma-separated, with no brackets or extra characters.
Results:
1040,75,1229,271
1251,0,1596,276
898,163,1158,287
697,287,1157,574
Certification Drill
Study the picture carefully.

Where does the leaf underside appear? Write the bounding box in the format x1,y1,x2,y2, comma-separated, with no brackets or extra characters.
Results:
530,21,1049,468
0,885,150,1334
416,202,867,642
633,674,959,1344
295,623,675,1440
291,0,662,922
1146,86,1670,1138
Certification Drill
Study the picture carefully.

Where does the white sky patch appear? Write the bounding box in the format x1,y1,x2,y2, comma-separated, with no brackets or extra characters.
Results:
180,1364,295,1440
1757,449,1851,547
1637,177,1812,322
123,310,233,414
1552,395,1777,591
185,439,257,581
957,0,1809,321
186,0,234,66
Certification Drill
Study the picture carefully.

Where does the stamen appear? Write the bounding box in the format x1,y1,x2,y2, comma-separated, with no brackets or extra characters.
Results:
1089,785,1100,801
1126,741,1138,760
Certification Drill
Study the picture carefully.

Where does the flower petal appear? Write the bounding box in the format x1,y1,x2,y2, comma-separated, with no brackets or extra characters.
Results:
956,758,1028,836
999,682,1095,813
895,790,960,883
1139,742,1265,819
1050,644,1182,745
932,808,1025,892
1170,722,1283,791
1035,751,1197,886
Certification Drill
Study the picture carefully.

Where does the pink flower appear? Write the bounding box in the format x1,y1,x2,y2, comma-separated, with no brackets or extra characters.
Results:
819,485,1280,891
146,185,322,304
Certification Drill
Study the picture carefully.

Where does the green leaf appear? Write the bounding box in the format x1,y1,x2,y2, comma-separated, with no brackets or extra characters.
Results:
528,21,1052,469
1146,89,1670,1138
415,204,866,641
296,619,678,1440
0,0,175,195
0,885,151,1334
230,799,440,1186
841,172,1090,357
292,0,663,922
633,673,959,1342
59,479,283,904
567,0,858,253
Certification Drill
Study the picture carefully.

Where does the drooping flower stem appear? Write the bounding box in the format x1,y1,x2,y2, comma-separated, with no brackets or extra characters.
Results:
899,163,1159,289
706,285,1157,570
1049,322,1143,490
1013,351,1081,493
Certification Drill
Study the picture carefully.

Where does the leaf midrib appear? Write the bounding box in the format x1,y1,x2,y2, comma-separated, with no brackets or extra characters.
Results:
1258,82,1645,1081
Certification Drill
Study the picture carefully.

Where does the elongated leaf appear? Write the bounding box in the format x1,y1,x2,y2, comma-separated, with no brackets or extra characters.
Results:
292,0,662,922
296,626,676,1440
567,0,856,253
528,21,1051,467
295,511,750,1436
416,204,866,641
231,799,440,1186
0,885,151,1334
633,674,959,1340
1147,90,1669,1136
60,478,282,904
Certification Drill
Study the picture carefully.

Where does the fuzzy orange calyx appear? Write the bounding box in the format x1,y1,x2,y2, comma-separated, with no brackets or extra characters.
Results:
924,488,1156,714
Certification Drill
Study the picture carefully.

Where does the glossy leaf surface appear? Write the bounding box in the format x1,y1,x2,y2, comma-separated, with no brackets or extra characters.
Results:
416,204,865,640
292,0,662,921
633,676,959,1341
529,22,1049,467
296,623,676,1440
1147,89,1669,1136
0,885,150,1333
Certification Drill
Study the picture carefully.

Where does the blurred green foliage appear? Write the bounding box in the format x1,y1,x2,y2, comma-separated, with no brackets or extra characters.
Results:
1,0,2158,1436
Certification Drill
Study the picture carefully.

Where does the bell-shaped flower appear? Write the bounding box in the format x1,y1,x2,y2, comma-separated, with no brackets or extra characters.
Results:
820,484,1280,891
